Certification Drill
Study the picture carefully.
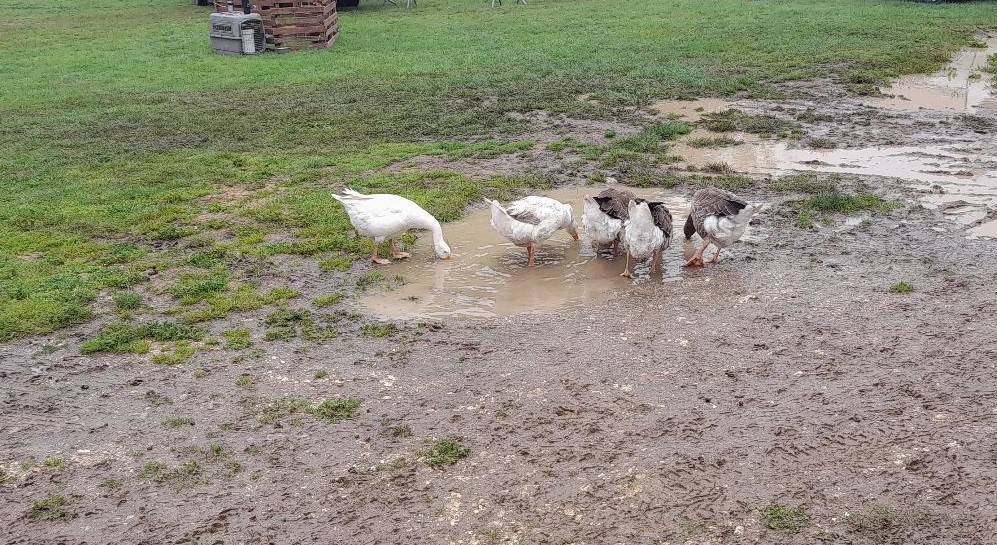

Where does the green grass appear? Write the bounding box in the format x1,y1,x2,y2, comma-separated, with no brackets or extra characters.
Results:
700,109,800,135
420,438,471,469
361,322,399,338
890,281,914,294
792,190,899,227
222,328,252,350
80,321,203,354
313,369,329,380
2,0,995,341
163,417,195,428
112,291,142,311
686,135,743,148
762,504,808,532
151,340,196,365
138,460,203,491
235,374,253,388
43,457,65,471
311,398,362,423
313,293,344,308
29,495,73,522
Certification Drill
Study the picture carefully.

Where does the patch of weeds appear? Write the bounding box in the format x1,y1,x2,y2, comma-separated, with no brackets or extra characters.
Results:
313,369,329,380
762,504,808,532
419,438,471,469
138,460,202,491
43,457,65,471
647,120,694,139
168,269,229,304
603,129,616,138
318,254,353,272
477,528,501,545
847,504,906,532
381,420,413,438
545,137,601,157
112,291,142,311
185,249,226,269
0,467,7,484
29,495,74,522
264,307,316,340
151,340,196,366
356,271,385,290
700,109,799,135
257,398,312,425
235,374,253,388
889,281,914,294
805,137,836,149
180,284,298,323
163,417,195,428
702,161,733,174
313,293,344,308
796,109,833,123
847,83,881,96
99,478,122,490
792,190,898,227
361,322,399,338
145,392,172,411
587,172,607,184
222,328,252,350
686,135,742,148
310,398,361,423
770,173,837,194
383,457,409,473
81,321,203,354
192,368,208,378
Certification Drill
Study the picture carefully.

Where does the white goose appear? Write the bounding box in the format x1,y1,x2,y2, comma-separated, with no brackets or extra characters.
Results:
582,188,635,256
332,188,451,264
486,196,579,266
621,200,672,277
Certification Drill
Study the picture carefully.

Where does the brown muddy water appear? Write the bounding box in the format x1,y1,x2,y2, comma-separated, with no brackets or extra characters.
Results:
869,36,997,113
359,186,763,319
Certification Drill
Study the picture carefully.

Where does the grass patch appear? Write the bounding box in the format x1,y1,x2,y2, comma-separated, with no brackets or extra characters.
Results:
420,438,471,469
29,495,73,522
792,190,898,227
314,293,344,308
769,174,837,194
151,340,196,366
805,137,837,149
222,328,252,350
762,504,808,532
313,369,329,380
112,291,142,311
361,322,399,338
257,397,361,424
81,321,203,354
686,135,743,148
43,457,65,471
235,374,253,388
163,417,195,428
138,461,203,491
318,254,354,272
847,504,906,532
311,398,362,423
889,281,914,294
700,109,799,135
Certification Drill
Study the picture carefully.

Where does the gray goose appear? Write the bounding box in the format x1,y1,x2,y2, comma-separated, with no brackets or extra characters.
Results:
683,187,754,267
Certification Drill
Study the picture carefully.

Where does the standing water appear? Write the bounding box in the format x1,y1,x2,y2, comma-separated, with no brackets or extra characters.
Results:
358,187,716,319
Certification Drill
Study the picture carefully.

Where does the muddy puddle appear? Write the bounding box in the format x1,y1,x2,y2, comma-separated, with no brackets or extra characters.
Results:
869,35,997,113
672,130,997,234
651,98,732,121
359,186,760,319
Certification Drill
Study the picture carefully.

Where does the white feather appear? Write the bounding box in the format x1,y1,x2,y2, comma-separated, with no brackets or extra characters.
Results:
332,188,451,257
582,196,622,247
487,196,574,246
622,201,665,261
702,204,754,248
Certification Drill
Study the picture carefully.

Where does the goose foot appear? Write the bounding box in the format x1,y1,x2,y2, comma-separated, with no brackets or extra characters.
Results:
710,247,722,263
372,240,391,265
389,240,411,259
527,243,536,267
620,253,633,277
684,241,710,267
651,248,662,275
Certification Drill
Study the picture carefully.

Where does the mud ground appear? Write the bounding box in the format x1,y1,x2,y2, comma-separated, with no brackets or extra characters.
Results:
3,72,997,544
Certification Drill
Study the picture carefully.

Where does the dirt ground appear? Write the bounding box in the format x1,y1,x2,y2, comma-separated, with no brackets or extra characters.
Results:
3,73,997,544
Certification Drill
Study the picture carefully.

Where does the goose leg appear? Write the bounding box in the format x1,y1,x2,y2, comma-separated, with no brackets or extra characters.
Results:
651,248,662,275
371,240,391,265
612,240,620,257
620,253,633,278
709,243,722,264
684,241,709,268
527,243,536,267
389,239,410,259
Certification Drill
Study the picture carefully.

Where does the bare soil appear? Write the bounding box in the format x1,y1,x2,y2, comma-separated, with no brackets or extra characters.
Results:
3,73,997,544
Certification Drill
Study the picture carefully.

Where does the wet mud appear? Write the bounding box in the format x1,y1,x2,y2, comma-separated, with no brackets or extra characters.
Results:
4,40,997,545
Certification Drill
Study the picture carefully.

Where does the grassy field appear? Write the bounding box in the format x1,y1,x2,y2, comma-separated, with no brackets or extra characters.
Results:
1,0,995,340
